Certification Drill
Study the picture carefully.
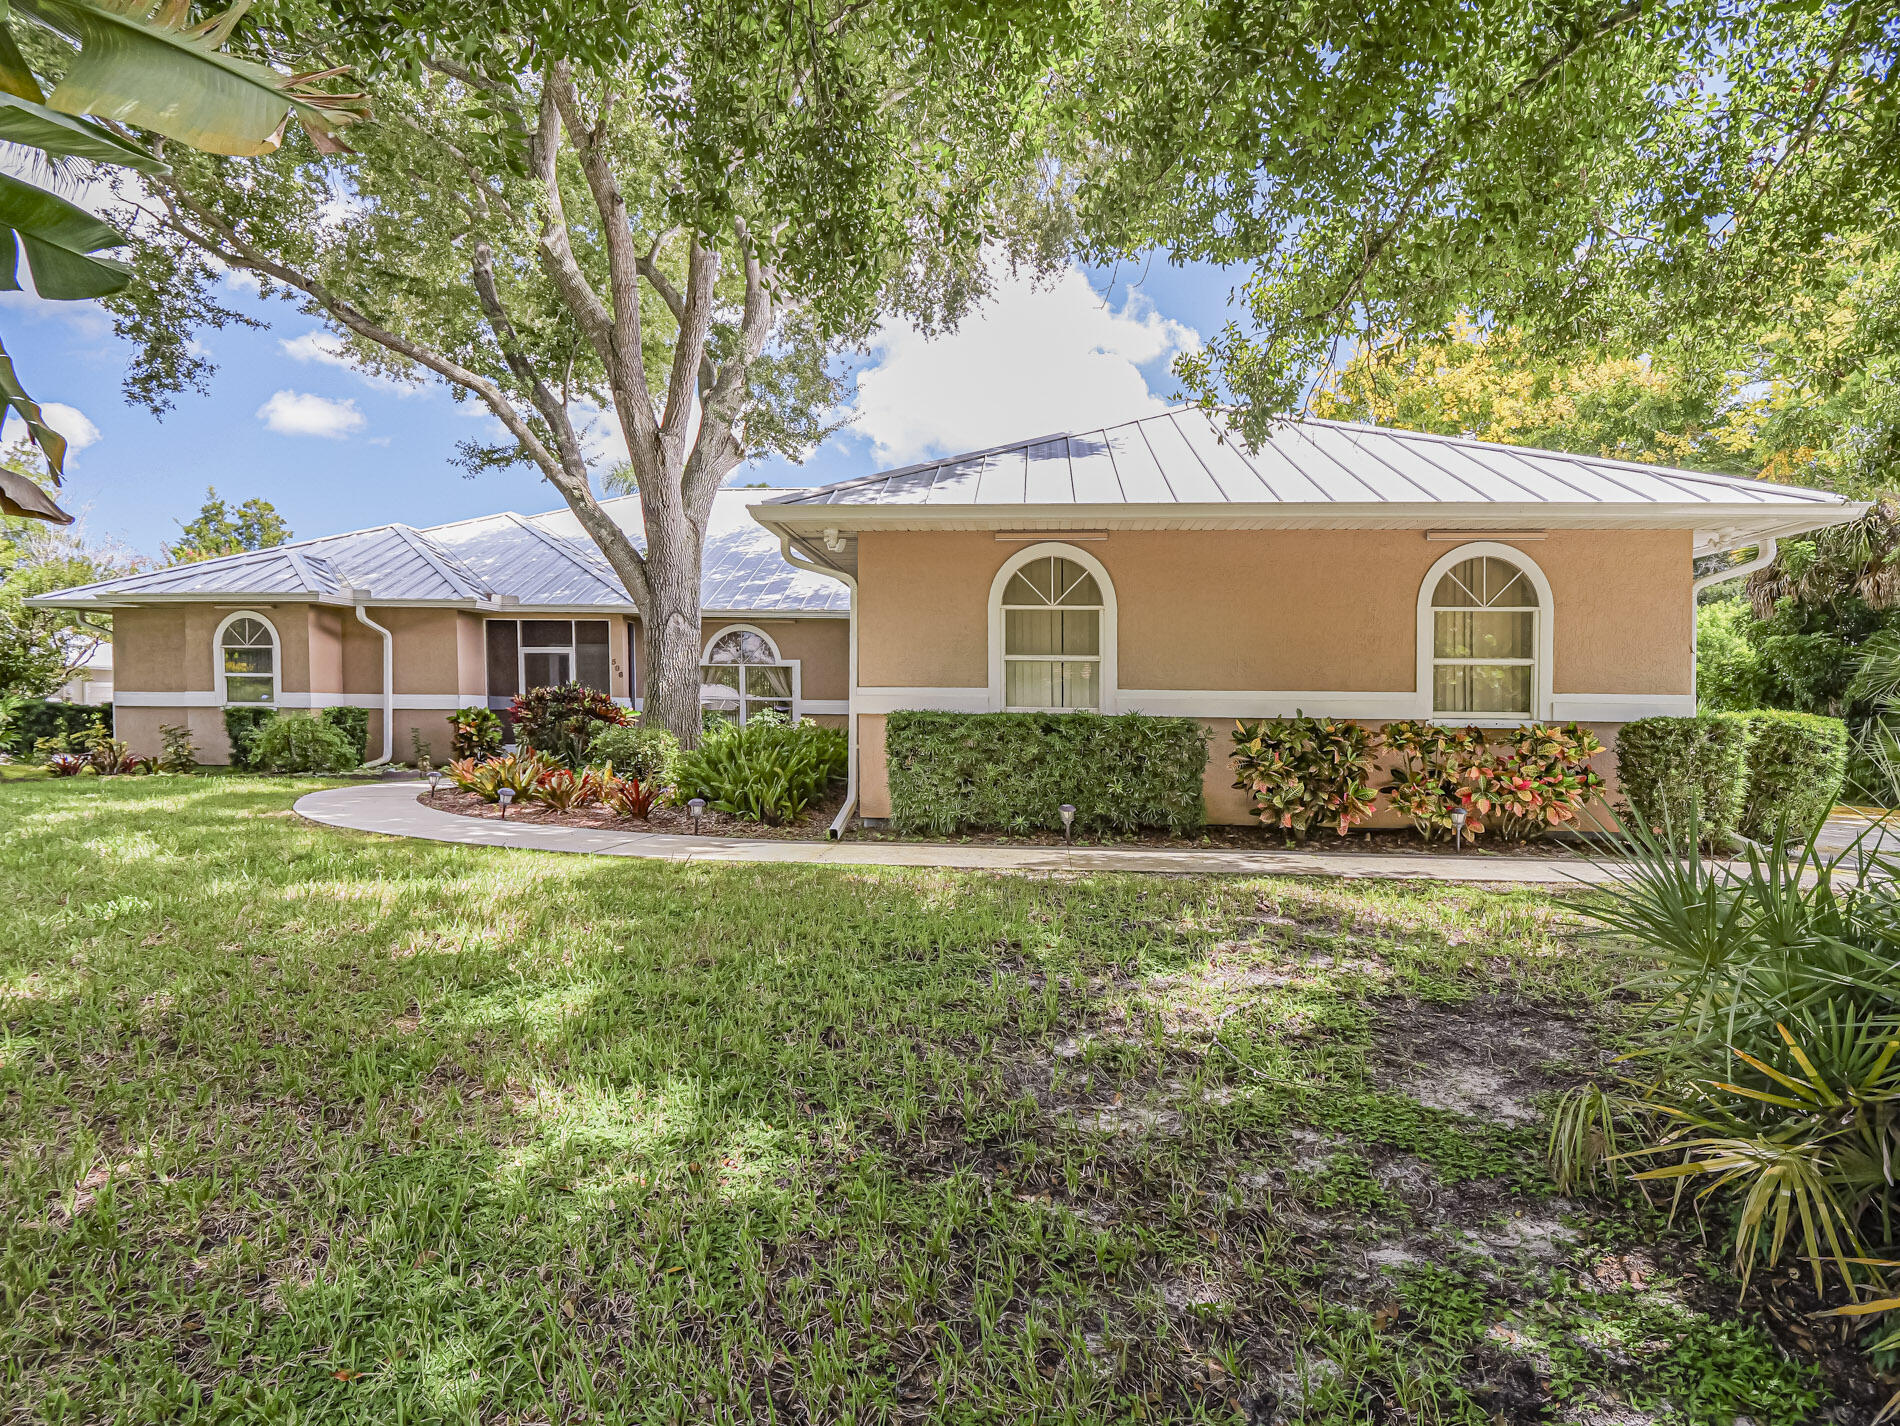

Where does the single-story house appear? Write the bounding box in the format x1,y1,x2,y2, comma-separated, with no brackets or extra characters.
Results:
34,409,1863,824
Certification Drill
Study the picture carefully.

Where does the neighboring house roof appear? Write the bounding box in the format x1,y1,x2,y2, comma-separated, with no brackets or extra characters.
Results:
29,488,850,614
757,408,1863,560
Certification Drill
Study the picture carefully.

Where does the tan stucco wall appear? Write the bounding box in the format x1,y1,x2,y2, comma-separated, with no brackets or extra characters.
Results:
854,528,1691,824
630,615,850,706
857,528,1692,695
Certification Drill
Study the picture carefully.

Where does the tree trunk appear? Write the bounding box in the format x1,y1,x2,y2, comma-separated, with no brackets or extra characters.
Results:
640,508,705,748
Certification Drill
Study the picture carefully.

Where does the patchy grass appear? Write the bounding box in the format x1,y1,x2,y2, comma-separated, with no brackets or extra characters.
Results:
0,776,1845,1423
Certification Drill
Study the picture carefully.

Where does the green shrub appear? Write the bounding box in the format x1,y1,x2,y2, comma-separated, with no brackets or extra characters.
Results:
676,719,848,825
1738,710,1848,839
1695,599,1768,711
1383,721,1606,842
157,723,197,773
449,706,504,760
511,684,630,766
1,698,108,757
1231,716,1380,840
320,705,371,763
587,721,681,787
251,712,360,774
1615,713,1756,847
886,711,1207,836
222,705,275,769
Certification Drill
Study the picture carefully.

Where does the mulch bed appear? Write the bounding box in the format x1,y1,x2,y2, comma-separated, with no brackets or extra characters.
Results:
421,785,1612,857
420,785,844,839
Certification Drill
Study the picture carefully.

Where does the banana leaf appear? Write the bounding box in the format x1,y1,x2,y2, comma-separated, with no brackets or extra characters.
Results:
16,0,369,156
0,21,46,101
0,90,168,171
0,172,131,299
0,331,73,512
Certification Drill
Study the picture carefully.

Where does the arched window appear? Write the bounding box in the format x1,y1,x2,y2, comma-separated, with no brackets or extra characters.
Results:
990,545,1115,712
217,612,278,705
1424,549,1546,719
700,626,794,724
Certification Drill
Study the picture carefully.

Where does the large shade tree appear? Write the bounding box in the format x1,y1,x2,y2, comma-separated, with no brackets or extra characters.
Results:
1063,0,1899,438
109,1,1085,742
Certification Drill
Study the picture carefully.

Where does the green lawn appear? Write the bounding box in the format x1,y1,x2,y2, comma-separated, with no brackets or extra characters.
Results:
1,777,1834,1423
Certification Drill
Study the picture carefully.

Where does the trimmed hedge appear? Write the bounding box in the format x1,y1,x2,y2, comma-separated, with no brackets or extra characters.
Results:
1,698,109,756
1739,710,1848,840
1616,713,1756,846
886,711,1208,836
225,704,370,768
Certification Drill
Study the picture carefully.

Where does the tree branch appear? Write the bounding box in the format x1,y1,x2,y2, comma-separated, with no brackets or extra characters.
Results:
659,233,718,468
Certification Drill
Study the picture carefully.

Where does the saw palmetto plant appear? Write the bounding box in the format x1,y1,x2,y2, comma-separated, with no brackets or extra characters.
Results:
0,0,367,521
1551,815,1900,1386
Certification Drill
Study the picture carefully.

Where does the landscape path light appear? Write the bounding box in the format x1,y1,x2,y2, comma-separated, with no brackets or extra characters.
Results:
1059,804,1077,843
1452,805,1467,851
427,768,442,800
498,786,515,819
689,797,706,834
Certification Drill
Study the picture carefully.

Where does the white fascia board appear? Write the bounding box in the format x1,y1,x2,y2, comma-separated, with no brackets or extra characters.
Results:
849,686,1695,722
754,499,1859,532
114,691,478,710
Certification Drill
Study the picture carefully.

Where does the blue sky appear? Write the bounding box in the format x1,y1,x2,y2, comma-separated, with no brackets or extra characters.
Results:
8,254,1246,560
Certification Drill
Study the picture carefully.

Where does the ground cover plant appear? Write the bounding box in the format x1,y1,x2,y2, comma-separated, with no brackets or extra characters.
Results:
0,778,1862,1422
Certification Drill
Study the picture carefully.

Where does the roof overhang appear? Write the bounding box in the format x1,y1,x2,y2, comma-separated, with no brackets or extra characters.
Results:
751,499,1869,560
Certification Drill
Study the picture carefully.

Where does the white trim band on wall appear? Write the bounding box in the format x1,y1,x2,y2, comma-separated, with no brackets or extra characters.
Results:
114,691,478,711
851,686,1696,722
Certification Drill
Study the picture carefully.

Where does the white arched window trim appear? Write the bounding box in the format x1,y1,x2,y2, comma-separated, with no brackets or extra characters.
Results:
700,622,802,723
213,609,281,706
1415,541,1554,724
987,541,1118,714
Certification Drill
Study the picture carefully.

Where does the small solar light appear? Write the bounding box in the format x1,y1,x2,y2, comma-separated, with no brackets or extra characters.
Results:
1059,804,1077,843
1452,805,1468,851
427,768,442,800
688,797,706,834
497,786,515,819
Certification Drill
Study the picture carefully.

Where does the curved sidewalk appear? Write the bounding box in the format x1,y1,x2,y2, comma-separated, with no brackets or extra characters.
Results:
294,781,1626,884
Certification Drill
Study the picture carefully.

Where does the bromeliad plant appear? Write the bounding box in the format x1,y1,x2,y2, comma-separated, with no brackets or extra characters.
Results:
444,752,550,804
1231,716,1381,839
532,766,601,812
597,767,664,820
1549,817,1900,1364
674,719,847,825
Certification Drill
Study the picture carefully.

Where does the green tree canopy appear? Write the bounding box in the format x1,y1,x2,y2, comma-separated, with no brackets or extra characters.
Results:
163,486,291,565
1063,0,1898,440
109,0,1087,741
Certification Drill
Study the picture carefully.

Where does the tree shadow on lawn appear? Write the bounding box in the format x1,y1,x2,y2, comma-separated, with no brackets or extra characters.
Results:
0,777,1853,1423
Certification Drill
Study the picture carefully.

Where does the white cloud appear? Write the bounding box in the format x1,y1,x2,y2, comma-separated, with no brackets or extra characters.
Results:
850,264,1199,465
256,389,365,439
279,329,421,395
2,400,102,457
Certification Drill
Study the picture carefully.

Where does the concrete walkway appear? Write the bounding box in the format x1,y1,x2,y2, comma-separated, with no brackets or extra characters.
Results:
294,781,1632,884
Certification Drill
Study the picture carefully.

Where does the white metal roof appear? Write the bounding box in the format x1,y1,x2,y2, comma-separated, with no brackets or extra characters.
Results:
29,488,850,614
758,409,1862,558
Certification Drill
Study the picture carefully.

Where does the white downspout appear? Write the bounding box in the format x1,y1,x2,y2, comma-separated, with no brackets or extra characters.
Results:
772,530,858,838
354,601,395,767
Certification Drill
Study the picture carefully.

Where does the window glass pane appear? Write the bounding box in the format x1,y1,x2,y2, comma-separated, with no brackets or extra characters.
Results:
1005,608,1061,656
574,620,609,647
521,620,572,647
485,620,519,697
223,617,271,648
701,664,740,690
523,651,570,688
744,664,792,699
1059,660,1099,709
749,700,792,724
223,645,272,676
1005,659,1056,708
1003,570,1044,605
1052,564,1101,607
225,675,273,704
1006,608,1099,656
1433,556,1537,609
1434,663,1532,715
699,665,741,712
1435,610,1533,659
706,629,775,664
575,641,611,693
